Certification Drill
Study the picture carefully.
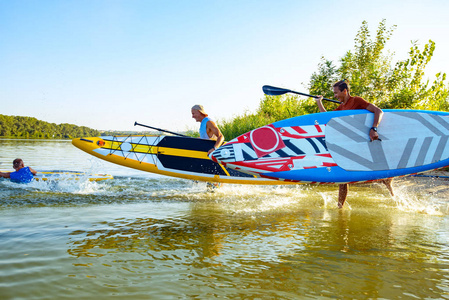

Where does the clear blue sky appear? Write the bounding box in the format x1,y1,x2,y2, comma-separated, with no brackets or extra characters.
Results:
1,0,448,132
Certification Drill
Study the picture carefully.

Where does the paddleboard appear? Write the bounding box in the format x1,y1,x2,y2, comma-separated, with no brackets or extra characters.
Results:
0,170,113,182
72,135,291,185
211,109,449,184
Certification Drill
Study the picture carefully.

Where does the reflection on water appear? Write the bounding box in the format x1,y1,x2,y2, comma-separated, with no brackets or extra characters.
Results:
1,139,449,299
59,198,449,299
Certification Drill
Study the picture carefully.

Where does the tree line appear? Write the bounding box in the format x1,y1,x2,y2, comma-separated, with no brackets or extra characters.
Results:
0,114,100,139
218,19,449,140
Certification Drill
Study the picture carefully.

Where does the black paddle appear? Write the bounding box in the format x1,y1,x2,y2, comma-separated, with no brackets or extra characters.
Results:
262,85,341,104
134,122,191,138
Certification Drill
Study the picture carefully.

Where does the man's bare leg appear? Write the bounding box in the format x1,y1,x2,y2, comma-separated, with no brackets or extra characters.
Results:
338,184,348,208
381,178,394,196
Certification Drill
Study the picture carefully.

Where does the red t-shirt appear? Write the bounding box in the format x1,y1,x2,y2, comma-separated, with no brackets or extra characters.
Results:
335,96,370,111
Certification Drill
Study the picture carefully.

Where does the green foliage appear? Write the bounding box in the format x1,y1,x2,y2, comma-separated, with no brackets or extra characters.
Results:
0,114,99,139
308,58,340,111
219,110,274,141
308,19,449,111
309,57,338,98
184,130,200,138
339,19,396,104
383,41,449,111
219,94,317,140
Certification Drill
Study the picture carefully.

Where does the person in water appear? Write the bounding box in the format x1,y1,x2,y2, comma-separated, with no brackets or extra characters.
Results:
0,158,37,183
191,104,224,155
191,104,224,191
315,80,394,208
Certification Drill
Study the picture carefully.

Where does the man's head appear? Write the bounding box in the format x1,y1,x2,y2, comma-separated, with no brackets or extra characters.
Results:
333,80,350,92
191,105,208,122
13,158,24,170
333,80,350,101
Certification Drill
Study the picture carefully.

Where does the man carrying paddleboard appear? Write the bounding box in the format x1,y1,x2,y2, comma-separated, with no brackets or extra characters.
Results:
192,104,225,191
191,104,224,155
316,80,394,207
0,158,37,183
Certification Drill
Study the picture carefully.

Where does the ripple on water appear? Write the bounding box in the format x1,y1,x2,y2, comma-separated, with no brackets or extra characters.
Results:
2,140,449,298
1,179,449,299
2,175,449,216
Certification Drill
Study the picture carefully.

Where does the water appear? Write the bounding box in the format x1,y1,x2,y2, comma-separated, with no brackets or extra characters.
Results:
1,139,449,299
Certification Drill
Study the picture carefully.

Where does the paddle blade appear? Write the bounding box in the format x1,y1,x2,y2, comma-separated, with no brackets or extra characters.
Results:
262,85,291,96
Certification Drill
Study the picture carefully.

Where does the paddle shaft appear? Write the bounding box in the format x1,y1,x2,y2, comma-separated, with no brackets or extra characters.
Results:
134,122,191,138
290,91,340,104
263,85,341,104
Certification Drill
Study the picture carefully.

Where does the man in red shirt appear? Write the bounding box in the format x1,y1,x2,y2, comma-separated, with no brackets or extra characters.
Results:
316,80,393,208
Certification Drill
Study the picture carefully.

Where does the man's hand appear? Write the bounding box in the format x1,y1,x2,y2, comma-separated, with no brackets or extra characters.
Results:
369,128,380,141
315,96,327,112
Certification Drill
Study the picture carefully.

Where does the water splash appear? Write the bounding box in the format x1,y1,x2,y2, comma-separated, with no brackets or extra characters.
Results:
391,177,449,215
175,182,329,215
1,174,108,195
2,168,449,216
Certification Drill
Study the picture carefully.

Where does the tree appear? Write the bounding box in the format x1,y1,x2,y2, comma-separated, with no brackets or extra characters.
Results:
308,19,449,111
217,19,449,140
0,114,100,139
383,41,449,111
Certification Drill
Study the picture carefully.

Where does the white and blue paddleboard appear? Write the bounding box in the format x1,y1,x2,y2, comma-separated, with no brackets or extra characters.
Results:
211,109,449,184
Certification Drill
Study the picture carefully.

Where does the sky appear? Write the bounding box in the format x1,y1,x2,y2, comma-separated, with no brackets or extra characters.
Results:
1,0,448,132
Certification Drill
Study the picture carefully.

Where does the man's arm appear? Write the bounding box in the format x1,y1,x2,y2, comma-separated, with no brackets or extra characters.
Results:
315,96,327,112
206,120,224,155
29,167,37,175
0,172,11,178
366,103,384,141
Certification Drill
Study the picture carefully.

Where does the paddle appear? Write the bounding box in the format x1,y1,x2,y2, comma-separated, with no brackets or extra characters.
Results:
134,122,191,138
262,85,341,104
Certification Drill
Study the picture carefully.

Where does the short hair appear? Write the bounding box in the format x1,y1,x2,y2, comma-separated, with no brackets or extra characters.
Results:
333,79,350,93
191,104,207,116
13,158,23,169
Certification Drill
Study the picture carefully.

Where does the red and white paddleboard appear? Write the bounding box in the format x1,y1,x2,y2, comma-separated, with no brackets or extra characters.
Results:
211,109,449,184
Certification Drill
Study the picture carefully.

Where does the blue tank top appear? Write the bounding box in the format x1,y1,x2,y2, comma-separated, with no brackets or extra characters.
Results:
9,167,34,183
199,117,212,139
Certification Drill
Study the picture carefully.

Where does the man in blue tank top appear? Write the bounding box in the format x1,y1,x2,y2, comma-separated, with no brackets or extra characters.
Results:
0,158,37,183
191,105,225,191
191,105,224,155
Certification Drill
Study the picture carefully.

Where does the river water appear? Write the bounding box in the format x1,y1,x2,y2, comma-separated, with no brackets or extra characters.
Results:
1,139,449,299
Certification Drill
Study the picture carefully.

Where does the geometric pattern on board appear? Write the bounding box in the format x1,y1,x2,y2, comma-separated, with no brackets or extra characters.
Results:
213,124,337,174
326,111,449,171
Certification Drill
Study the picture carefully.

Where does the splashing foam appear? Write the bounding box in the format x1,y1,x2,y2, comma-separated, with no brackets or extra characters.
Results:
25,160,113,194
391,178,449,215
27,177,107,194
182,183,325,214
317,191,349,209
392,191,445,215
